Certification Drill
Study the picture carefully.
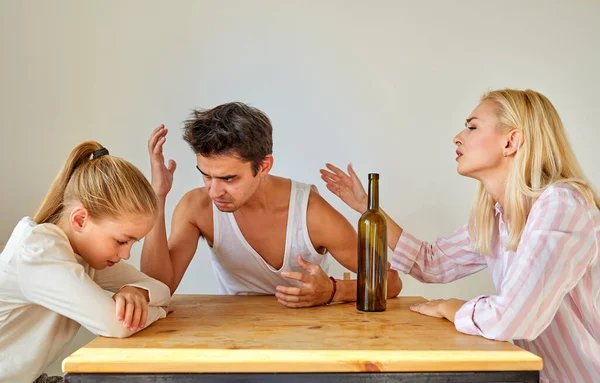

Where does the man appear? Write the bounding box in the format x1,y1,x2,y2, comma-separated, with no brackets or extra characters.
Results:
141,102,402,307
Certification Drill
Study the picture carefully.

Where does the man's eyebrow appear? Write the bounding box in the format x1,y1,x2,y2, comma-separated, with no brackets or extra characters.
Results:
196,166,236,180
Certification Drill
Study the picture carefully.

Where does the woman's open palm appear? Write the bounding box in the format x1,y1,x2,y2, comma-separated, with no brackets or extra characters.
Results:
320,163,368,213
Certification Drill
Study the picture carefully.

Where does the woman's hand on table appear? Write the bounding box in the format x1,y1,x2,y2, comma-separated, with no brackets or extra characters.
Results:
410,298,466,323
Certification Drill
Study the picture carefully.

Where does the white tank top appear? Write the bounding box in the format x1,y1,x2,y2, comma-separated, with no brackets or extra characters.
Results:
209,180,329,295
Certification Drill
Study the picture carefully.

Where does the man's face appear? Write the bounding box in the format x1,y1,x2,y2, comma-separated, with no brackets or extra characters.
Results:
196,153,266,212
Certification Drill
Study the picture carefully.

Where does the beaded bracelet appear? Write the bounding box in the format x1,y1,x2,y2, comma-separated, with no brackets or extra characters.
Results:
325,276,337,305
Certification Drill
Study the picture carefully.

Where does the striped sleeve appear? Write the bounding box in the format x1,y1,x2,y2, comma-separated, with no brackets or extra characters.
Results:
454,188,597,341
391,224,488,283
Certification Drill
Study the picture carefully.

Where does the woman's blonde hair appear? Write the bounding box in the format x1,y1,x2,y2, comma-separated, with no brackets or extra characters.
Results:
34,141,158,224
469,89,600,255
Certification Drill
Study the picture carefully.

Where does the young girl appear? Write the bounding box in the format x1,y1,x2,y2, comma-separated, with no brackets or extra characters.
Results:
0,142,171,382
321,89,599,383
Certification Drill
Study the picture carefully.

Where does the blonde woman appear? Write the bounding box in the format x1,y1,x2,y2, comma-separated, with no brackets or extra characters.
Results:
321,89,599,383
0,142,171,382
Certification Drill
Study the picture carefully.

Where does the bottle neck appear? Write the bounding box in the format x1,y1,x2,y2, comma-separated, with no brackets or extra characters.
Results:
368,176,379,210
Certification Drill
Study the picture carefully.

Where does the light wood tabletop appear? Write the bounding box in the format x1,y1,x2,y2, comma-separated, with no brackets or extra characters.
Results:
62,295,542,374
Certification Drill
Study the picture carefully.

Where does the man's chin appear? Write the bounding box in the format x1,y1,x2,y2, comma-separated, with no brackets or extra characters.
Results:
214,202,237,212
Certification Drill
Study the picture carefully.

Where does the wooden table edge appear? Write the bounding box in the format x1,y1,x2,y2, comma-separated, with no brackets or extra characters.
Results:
63,349,543,373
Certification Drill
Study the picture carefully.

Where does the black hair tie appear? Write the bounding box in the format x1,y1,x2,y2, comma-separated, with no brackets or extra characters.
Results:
92,147,109,159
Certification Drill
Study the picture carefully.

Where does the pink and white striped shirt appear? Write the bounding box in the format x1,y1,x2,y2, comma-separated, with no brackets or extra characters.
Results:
391,184,600,383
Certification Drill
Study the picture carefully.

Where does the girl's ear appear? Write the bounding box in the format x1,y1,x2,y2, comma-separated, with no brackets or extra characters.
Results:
69,206,89,233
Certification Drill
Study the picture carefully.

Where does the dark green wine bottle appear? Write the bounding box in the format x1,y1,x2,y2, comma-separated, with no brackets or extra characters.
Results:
357,173,387,312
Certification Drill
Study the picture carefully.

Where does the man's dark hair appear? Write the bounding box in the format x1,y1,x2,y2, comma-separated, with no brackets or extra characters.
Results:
182,102,273,175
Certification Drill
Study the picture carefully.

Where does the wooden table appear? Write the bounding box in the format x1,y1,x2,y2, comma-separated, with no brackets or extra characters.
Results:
63,295,542,382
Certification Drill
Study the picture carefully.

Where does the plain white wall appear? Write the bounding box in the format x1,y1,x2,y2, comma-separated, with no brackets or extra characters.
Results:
1,0,599,377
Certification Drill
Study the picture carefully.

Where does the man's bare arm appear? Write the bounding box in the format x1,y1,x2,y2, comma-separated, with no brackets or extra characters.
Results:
141,191,202,295
276,190,402,307
305,191,402,302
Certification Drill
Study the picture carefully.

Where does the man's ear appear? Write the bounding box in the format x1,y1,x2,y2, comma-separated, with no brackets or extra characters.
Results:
257,155,274,176
69,206,89,233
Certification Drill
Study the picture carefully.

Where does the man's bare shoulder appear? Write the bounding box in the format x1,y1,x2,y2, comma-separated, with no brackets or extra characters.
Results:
176,187,213,221
306,184,356,226
306,184,330,212
304,184,343,226
305,183,356,249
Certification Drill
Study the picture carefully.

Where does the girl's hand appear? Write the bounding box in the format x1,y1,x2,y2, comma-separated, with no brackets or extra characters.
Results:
113,286,149,331
162,306,175,315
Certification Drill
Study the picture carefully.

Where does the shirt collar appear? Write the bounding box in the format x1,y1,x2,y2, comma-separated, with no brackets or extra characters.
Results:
494,202,503,216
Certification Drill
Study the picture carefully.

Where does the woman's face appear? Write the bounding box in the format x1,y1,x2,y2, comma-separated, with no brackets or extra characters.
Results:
454,100,507,181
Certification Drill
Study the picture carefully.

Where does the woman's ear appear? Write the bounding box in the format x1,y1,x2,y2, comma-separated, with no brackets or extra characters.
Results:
504,129,524,156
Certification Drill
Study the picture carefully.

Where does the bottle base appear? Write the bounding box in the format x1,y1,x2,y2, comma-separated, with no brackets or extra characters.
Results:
356,307,386,312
